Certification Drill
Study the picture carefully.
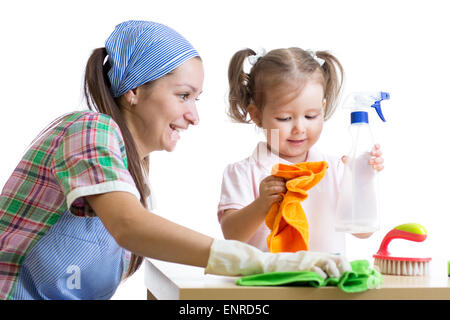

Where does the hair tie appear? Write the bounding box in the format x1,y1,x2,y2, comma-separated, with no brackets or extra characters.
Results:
306,50,325,66
248,47,266,65
248,53,262,65
243,48,266,75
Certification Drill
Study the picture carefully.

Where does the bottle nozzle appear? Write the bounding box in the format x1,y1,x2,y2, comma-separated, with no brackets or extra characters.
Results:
380,92,390,100
371,91,390,122
343,91,390,124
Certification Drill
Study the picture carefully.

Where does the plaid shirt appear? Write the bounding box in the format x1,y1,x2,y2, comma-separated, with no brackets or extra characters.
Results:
0,111,140,299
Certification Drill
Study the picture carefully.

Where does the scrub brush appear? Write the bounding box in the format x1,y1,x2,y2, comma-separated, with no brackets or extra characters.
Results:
373,223,431,276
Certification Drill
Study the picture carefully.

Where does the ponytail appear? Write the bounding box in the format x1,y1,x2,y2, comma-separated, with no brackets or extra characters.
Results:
315,51,344,120
84,48,147,278
227,48,256,123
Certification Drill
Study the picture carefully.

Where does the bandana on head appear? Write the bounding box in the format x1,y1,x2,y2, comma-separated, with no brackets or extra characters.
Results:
105,20,200,98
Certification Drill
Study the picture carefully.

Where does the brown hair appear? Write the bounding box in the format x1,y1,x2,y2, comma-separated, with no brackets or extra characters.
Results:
227,47,344,122
84,47,150,278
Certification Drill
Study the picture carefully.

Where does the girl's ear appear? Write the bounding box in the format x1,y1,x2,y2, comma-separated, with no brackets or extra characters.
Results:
248,104,262,127
322,98,327,117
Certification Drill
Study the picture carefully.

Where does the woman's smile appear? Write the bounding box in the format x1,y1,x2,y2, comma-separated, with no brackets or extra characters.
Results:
168,123,187,142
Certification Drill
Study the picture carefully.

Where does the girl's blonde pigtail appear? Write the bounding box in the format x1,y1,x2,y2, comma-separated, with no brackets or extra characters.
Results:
227,48,256,123
315,51,344,120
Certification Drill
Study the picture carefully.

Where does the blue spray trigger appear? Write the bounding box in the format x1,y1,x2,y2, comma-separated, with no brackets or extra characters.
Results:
371,101,386,122
370,92,390,122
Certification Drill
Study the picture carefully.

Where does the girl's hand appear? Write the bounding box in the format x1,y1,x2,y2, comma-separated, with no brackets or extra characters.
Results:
341,144,384,172
256,175,287,210
369,144,384,171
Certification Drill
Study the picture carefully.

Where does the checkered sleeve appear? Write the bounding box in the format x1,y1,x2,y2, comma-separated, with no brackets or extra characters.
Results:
51,113,140,216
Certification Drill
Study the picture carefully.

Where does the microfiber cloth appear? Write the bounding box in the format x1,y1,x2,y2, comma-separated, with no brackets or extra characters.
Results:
235,260,383,293
265,162,328,253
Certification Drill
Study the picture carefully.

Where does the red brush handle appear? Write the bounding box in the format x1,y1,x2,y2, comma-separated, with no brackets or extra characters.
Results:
375,229,427,257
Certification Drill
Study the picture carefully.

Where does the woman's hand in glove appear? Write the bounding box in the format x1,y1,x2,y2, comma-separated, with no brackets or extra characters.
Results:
205,239,351,279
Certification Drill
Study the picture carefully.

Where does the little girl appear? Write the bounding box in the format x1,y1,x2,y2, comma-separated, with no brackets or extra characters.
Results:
218,47,384,254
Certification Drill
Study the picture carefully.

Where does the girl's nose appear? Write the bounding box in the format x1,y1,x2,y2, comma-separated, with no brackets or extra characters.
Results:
292,120,306,134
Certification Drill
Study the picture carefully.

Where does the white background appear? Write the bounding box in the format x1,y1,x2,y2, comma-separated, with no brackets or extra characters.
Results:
1,0,449,299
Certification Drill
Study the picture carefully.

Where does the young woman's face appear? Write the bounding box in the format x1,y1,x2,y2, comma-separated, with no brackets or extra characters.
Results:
125,58,204,155
252,79,326,163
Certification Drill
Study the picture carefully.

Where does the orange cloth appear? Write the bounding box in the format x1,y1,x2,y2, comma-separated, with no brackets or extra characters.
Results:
265,161,328,253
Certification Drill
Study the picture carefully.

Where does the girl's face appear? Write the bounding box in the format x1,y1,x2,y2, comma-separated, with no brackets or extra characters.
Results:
123,58,204,156
250,79,326,163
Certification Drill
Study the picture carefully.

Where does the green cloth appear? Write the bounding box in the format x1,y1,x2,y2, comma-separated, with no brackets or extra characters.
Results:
235,260,383,293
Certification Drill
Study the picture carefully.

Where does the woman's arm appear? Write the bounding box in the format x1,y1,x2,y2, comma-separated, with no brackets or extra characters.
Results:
86,191,213,268
86,191,352,279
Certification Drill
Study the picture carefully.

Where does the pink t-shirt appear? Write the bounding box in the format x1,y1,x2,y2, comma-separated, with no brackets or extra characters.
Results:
218,141,346,254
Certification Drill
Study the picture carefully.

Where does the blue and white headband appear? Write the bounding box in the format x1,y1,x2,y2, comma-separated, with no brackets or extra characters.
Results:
105,20,200,98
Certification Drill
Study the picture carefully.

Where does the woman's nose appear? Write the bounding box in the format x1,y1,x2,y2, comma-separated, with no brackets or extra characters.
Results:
184,103,199,125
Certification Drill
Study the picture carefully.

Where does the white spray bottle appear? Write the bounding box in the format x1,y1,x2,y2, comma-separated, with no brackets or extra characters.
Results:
335,91,390,234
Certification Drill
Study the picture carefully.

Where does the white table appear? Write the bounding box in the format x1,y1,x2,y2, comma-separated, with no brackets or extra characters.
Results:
144,257,450,300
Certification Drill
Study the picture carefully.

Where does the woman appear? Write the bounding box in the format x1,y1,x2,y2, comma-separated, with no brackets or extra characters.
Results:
0,20,350,300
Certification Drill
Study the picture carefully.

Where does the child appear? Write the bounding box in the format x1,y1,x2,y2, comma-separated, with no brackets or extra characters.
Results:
218,47,384,254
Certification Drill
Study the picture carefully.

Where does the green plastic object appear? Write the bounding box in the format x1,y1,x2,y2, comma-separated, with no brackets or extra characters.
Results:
448,261,450,277
394,223,427,235
235,260,383,293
